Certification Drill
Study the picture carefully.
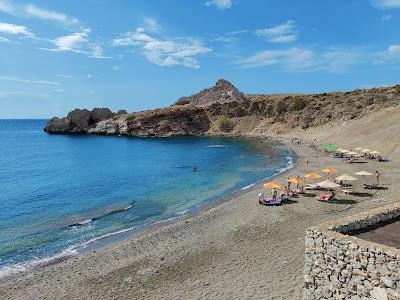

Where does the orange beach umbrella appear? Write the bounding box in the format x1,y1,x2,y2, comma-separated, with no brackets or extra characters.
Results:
321,167,337,174
288,177,304,184
263,182,282,189
305,172,321,179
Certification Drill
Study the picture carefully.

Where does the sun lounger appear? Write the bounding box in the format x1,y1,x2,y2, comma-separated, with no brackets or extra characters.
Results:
305,184,320,190
363,183,380,189
341,189,354,195
317,194,336,202
263,198,282,206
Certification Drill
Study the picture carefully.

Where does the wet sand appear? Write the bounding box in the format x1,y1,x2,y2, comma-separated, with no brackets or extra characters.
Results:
0,138,398,300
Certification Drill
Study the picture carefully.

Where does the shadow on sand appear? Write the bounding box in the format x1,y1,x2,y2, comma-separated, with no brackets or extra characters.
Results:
333,199,358,205
301,193,317,198
352,192,374,197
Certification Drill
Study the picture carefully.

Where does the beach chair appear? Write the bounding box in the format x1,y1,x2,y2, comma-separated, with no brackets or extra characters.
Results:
318,194,336,203
363,183,380,189
305,184,320,191
341,189,354,195
263,198,282,206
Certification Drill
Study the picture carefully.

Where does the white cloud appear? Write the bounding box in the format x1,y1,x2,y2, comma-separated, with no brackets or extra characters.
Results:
255,20,298,44
0,75,60,85
24,4,78,25
112,65,121,71
213,36,239,42
205,0,232,10
381,14,392,20
90,44,112,59
320,48,365,73
236,48,316,71
226,29,249,35
0,36,10,42
40,29,111,58
0,22,34,37
112,28,153,46
371,0,400,8
235,47,365,73
375,45,400,64
112,28,211,69
0,0,14,14
0,1,79,25
53,28,90,52
56,74,92,79
143,17,161,33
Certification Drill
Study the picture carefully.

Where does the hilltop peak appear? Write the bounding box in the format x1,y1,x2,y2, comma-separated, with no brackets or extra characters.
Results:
175,79,247,107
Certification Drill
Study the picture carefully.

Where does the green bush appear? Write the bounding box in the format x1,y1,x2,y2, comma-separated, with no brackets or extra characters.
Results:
291,98,307,111
126,115,136,122
276,100,288,114
174,99,191,105
215,115,232,132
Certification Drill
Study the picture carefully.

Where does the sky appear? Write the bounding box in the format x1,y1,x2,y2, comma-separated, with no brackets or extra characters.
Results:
0,0,400,118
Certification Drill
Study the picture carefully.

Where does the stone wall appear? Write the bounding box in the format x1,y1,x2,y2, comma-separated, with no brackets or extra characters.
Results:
304,203,400,300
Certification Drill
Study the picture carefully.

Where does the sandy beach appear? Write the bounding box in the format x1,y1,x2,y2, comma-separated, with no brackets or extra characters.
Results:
0,135,398,300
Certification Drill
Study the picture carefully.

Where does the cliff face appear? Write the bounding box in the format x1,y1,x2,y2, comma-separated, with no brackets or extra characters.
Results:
44,80,400,137
88,106,211,137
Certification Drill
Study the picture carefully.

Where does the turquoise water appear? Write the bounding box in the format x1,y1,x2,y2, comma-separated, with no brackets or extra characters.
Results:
0,120,292,276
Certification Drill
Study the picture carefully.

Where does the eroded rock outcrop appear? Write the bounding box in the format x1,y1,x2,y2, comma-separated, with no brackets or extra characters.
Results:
45,108,118,134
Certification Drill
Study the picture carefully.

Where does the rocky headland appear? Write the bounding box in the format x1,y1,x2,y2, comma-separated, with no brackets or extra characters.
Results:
44,79,400,137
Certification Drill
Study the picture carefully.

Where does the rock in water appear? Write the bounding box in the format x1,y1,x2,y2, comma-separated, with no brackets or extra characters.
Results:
66,109,92,132
44,108,117,134
176,79,247,107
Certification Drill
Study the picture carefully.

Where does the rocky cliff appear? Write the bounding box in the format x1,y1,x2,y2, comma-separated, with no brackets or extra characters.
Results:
44,80,400,137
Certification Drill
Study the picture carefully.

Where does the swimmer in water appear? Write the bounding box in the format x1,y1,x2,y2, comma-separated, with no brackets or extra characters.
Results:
193,163,198,172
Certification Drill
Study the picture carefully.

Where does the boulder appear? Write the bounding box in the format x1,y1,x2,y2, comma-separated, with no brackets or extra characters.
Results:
67,109,91,131
90,108,113,123
44,117,70,133
116,109,128,116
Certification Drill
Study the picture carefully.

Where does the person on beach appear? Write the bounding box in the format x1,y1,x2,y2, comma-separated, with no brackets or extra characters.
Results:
287,178,291,189
296,175,301,188
375,170,381,185
258,192,265,204
271,188,277,200
306,160,309,167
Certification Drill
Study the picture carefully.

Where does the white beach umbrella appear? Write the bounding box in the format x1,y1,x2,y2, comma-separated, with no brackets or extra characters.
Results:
317,180,341,189
355,171,373,176
335,174,357,187
361,149,372,153
340,149,349,153
335,174,358,181
347,151,358,156
354,171,373,185
370,151,380,155
355,147,364,151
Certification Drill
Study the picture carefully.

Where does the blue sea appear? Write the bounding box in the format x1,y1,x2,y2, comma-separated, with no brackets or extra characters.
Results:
0,119,292,276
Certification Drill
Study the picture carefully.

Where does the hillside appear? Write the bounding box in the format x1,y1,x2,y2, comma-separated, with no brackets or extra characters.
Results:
44,80,400,157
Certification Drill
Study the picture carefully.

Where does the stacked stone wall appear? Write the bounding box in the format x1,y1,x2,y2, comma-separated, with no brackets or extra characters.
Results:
304,203,400,299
